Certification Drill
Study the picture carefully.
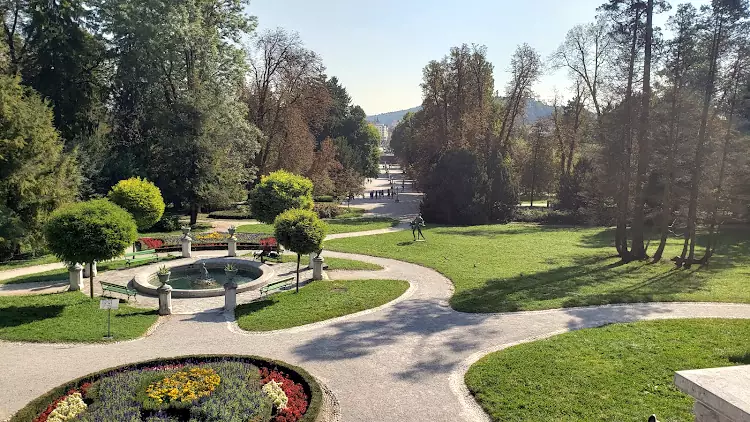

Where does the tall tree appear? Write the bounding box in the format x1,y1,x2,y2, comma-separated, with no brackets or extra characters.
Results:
101,0,260,224
679,0,749,267
0,75,79,259
498,43,542,156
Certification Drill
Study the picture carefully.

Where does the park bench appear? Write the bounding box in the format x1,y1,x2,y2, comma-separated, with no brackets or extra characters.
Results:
100,281,138,301
124,249,158,267
259,276,295,296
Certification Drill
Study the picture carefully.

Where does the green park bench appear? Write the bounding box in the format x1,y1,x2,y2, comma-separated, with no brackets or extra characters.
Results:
100,281,138,301
259,276,295,296
124,249,158,267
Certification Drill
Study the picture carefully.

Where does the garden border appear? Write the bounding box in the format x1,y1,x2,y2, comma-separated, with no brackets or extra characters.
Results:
10,354,322,422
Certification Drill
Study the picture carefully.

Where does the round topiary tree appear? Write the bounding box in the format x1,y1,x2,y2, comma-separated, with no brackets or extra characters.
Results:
107,177,166,231
273,209,326,293
45,199,138,298
249,170,314,224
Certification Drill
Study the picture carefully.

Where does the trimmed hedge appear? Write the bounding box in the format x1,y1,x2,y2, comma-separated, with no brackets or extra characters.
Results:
207,209,253,220
108,177,166,231
313,196,335,203
10,354,322,422
513,208,584,225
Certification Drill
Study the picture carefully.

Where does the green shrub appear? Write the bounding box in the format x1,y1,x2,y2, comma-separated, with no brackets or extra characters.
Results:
274,208,326,292
513,208,584,225
44,199,137,297
313,203,343,219
249,170,313,224
108,177,165,230
313,195,335,203
208,205,252,220
150,214,182,232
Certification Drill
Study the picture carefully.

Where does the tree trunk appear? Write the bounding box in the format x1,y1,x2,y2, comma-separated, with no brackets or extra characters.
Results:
89,271,94,299
615,11,641,262
295,254,300,293
189,203,199,225
680,17,722,268
631,0,654,260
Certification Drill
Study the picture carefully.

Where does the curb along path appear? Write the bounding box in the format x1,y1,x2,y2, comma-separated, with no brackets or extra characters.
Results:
4,251,750,421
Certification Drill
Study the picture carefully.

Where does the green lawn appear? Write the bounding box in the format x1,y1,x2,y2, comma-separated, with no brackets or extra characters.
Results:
272,254,383,271
0,291,158,342
465,319,750,422
0,254,58,270
235,279,408,331
237,217,399,236
325,224,750,312
0,255,179,285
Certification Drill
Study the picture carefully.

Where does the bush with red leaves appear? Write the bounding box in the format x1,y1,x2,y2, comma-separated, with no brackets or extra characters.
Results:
260,368,309,422
34,383,92,422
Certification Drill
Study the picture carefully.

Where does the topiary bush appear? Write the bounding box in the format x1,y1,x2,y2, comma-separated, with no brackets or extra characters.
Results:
249,171,314,224
108,177,165,231
313,195,334,203
44,199,138,297
274,208,326,292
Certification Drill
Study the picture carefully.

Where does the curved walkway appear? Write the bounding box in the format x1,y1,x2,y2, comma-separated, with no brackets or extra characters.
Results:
3,251,750,421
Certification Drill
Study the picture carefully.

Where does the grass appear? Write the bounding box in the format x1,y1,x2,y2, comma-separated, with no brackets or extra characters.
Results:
139,222,212,237
237,217,399,236
271,254,383,271
465,319,750,422
0,291,158,342
325,224,750,312
235,279,408,331
0,254,58,270
0,255,179,285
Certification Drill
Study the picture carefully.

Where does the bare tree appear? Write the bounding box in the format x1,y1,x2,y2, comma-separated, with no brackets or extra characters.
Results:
245,28,328,176
498,43,542,156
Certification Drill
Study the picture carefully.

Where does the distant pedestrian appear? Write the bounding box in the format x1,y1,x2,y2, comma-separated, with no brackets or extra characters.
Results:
370,191,373,199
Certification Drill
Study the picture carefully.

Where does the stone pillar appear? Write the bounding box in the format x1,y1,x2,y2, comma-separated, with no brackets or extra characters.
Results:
82,261,97,278
68,263,84,291
224,281,238,312
313,256,324,281
227,237,237,257
675,366,750,422
180,226,193,258
308,251,319,269
157,284,173,315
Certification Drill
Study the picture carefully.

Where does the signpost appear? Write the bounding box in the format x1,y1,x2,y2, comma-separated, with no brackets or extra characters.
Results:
99,298,119,339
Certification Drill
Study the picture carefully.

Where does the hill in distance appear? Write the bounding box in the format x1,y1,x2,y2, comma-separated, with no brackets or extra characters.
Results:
367,99,553,128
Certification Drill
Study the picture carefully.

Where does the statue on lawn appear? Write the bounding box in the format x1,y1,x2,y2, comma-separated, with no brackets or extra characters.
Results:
411,214,426,241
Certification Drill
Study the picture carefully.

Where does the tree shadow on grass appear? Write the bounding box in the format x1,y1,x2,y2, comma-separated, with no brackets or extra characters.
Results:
451,255,709,313
0,305,65,328
234,299,275,318
727,353,750,364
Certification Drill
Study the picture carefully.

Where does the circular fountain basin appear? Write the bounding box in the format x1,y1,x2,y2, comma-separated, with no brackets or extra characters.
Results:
133,258,273,298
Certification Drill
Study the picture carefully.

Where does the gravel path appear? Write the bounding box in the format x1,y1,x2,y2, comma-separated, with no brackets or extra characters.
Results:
3,251,750,421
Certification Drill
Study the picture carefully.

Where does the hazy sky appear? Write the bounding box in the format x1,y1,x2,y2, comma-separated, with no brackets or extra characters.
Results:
250,0,710,116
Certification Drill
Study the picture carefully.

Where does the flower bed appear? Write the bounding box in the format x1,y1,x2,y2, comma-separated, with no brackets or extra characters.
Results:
12,355,322,422
137,233,274,251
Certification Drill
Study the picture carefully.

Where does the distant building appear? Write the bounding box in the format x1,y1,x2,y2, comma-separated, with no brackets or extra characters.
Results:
373,123,390,150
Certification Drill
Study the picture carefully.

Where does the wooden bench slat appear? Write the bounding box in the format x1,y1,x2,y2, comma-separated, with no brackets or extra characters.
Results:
260,277,295,295
124,249,156,258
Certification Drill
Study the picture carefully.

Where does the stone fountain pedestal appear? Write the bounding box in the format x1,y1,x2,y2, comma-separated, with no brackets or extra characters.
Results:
224,281,238,312
157,284,173,315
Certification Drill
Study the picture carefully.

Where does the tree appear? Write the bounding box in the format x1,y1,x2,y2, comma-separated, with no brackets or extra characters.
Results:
244,28,328,176
678,0,749,267
45,199,137,298
108,177,165,231
101,0,259,222
421,150,489,225
333,167,364,207
273,208,326,293
249,170,314,224
498,43,542,156
0,75,79,260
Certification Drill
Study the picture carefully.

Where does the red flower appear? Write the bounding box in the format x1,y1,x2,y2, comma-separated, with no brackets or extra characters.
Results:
34,383,92,422
139,237,164,249
260,368,309,422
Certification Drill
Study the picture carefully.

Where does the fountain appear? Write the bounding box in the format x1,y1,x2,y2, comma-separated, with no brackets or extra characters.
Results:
133,258,273,298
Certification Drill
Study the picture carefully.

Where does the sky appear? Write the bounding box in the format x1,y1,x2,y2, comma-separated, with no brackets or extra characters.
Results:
250,0,710,116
